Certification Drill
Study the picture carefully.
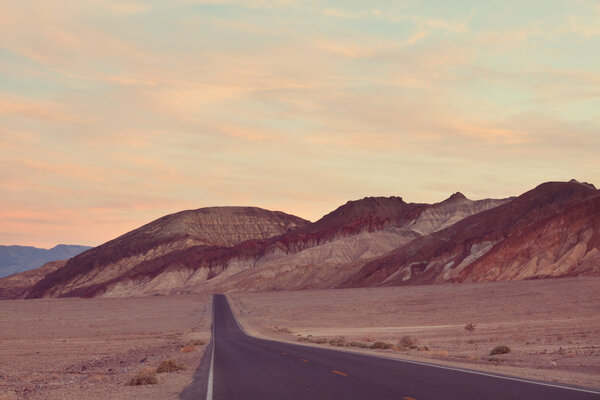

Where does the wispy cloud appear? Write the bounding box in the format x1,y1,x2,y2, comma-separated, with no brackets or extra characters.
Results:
1,0,599,246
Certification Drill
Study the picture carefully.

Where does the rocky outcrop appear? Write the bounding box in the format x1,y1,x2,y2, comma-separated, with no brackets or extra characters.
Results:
344,181,599,287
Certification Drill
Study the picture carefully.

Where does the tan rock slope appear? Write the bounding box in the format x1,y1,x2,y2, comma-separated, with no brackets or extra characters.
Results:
11,179,599,299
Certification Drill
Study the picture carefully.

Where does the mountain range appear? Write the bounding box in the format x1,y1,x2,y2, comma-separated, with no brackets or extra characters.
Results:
1,180,598,299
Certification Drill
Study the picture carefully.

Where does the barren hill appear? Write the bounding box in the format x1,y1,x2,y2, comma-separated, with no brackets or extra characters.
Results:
0,259,66,299
24,207,309,298
345,180,599,287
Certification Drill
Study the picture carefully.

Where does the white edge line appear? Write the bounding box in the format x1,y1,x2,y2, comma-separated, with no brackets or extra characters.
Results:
206,296,216,400
223,295,600,396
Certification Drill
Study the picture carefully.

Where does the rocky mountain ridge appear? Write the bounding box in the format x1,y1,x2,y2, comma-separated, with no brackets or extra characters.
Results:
22,192,508,298
2,180,598,299
345,181,599,287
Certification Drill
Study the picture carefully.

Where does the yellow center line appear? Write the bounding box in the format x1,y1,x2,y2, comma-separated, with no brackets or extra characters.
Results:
332,370,348,377
282,352,287,356
300,358,309,363
403,397,417,400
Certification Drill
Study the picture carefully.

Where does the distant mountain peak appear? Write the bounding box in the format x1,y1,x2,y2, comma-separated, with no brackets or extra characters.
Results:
445,192,468,202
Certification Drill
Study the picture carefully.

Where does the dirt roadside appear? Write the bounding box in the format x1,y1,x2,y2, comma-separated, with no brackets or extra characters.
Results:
0,295,211,400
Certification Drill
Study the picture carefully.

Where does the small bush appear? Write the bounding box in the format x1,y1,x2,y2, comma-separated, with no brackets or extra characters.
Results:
490,345,511,355
329,337,346,347
370,341,393,350
465,323,476,332
157,359,186,373
296,336,327,344
398,336,417,348
128,368,158,386
272,326,293,334
186,339,205,346
436,350,449,358
180,345,195,353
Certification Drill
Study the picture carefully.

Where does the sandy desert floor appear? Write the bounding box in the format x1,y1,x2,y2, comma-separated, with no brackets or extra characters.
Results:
229,277,600,389
0,294,211,400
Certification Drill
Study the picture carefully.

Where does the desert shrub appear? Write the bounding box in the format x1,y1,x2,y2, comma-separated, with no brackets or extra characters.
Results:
370,341,393,350
465,323,476,332
490,345,511,355
488,357,500,363
157,359,186,373
272,326,293,334
297,336,328,344
436,350,449,358
329,337,346,347
128,368,158,386
346,342,370,348
398,336,417,348
186,339,205,346
180,345,195,353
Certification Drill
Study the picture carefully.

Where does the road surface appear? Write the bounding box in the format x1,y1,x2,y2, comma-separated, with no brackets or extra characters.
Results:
208,294,599,400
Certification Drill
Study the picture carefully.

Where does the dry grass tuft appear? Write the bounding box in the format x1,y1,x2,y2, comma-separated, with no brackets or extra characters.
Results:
370,341,393,350
186,339,205,346
180,345,195,353
436,350,449,358
490,345,511,355
465,323,476,332
271,326,293,334
127,367,158,386
157,359,186,373
398,335,417,349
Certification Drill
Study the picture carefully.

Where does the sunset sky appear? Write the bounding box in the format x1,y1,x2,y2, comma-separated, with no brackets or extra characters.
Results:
1,0,599,248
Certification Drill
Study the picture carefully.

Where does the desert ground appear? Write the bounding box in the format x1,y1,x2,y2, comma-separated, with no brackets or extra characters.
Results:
0,295,211,400
2,277,598,399
229,277,600,389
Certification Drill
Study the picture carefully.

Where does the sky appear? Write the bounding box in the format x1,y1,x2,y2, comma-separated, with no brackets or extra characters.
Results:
1,0,599,248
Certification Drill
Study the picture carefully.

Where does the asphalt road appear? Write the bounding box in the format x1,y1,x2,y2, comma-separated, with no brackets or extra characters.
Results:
209,294,600,400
